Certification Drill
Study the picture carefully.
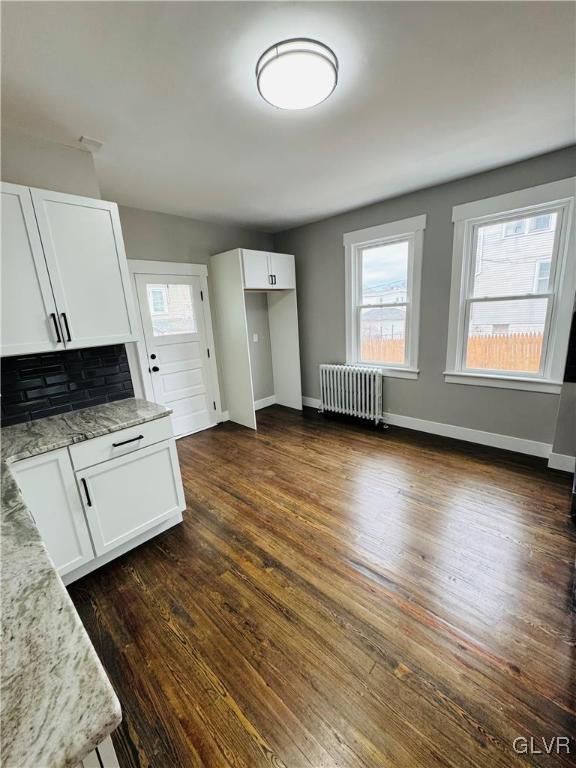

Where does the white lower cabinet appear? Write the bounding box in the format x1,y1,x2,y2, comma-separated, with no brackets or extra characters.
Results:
77,440,185,556
11,419,185,584
11,448,95,577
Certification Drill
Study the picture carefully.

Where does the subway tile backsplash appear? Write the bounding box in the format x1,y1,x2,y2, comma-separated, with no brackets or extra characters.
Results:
1,345,134,426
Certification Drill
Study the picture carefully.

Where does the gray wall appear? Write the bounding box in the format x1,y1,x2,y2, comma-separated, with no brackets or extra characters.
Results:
274,146,576,445
118,205,275,413
1,132,101,198
553,383,576,457
118,205,272,264
244,293,274,401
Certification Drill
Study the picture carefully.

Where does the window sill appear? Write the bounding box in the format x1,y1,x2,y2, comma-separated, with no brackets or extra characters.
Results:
443,371,562,394
358,365,419,380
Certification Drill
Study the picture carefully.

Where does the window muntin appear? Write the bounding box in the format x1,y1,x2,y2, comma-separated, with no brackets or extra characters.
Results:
461,206,562,377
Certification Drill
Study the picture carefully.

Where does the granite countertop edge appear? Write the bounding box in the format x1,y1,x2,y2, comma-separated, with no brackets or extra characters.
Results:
1,398,171,768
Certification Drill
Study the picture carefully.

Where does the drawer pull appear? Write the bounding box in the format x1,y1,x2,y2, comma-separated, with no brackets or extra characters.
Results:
112,434,144,448
81,478,92,507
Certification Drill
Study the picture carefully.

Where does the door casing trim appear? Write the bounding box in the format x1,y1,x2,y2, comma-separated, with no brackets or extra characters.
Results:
126,260,223,431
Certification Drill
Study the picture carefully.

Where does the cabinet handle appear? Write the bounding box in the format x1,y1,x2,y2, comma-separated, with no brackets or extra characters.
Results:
50,313,62,343
272,274,277,285
112,434,144,447
61,312,72,342
268,274,273,285
81,478,92,507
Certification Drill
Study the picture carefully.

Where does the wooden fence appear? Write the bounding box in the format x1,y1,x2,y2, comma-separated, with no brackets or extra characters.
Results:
361,332,543,372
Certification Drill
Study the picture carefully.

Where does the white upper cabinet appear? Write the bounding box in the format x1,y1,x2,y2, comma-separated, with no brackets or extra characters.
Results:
268,252,296,289
30,188,138,349
241,250,296,290
1,183,62,356
242,250,271,289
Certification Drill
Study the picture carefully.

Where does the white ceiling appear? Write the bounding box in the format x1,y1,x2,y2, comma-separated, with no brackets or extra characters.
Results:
2,2,575,232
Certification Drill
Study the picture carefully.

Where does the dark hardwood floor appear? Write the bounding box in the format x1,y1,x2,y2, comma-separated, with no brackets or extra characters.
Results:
69,406,576,768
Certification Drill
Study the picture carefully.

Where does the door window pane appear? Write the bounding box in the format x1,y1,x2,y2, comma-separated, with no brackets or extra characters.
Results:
465,298,548,372
360,306,406,364
361,240,409,304
146,283,197,336
472,213,557,298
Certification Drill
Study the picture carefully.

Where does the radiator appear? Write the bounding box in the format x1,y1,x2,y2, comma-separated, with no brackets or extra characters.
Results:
319,364,383,424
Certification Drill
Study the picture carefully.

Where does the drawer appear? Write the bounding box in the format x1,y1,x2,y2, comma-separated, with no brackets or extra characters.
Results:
69,415,174,470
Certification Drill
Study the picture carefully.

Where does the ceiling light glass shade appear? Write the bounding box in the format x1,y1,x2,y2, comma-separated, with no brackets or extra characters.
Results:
256,39,338,110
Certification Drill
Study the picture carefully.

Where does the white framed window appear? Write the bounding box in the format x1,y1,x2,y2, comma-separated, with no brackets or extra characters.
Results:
529,214,553,233
504,219,527,237
533,259,551,293
445,178,576,394
344,214,426,379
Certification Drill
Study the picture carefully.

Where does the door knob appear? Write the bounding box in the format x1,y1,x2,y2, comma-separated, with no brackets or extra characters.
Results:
150,353,156,359
151,366,160,372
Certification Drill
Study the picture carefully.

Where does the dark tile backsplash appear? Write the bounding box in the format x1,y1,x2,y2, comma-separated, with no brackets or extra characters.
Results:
1,345,134,426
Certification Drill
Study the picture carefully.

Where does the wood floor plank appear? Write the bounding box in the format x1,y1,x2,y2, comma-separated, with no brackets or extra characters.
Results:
69,406,576,767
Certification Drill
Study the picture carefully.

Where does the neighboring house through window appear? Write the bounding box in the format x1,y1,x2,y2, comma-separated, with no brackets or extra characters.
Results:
344,214,426,379
445,178,576,393
148,285,169,315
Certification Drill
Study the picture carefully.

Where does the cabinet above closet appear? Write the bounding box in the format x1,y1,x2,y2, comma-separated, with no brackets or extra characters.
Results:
210,248,302,430
242,249,296,290
1,182,138,357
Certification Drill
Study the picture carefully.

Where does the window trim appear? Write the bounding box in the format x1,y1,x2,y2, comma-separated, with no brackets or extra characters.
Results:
445,178,576,393
344,214,426,379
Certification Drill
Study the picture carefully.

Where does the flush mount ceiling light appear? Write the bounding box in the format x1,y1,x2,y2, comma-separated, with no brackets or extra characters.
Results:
256,38,338,110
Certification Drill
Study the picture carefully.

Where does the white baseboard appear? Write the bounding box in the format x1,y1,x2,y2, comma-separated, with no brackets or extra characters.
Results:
302,396,551,458
220,410,230,422
255,395,276,410
548,452,576,472
383,411,551,458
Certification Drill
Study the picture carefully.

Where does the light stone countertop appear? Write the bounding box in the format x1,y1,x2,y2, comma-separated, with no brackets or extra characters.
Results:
1,398,171,768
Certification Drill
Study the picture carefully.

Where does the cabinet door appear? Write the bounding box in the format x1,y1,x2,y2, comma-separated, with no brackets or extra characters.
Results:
78,440,185,556
242,250,271,289
11,448,95,577
1,183,62,356
30,188,138,349
268,252,295,290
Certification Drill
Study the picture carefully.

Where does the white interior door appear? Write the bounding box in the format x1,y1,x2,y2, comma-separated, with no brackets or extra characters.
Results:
135,273,217,437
